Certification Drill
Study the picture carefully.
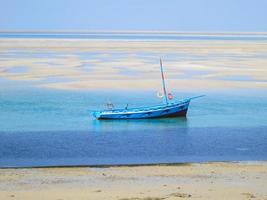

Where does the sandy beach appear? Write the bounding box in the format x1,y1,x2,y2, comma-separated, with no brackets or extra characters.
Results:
0,162,266,200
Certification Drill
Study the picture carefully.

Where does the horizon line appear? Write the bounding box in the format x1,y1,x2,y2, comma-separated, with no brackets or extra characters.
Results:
1,30,267,35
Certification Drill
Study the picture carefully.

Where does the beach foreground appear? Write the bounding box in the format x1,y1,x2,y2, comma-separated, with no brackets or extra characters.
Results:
0,162,266,200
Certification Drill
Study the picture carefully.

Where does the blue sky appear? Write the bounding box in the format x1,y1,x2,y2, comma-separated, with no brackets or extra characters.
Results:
1,0,267,32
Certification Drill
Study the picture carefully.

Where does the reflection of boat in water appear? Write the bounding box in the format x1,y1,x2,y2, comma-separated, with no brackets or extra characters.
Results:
91,117,189,133
92,59,204,120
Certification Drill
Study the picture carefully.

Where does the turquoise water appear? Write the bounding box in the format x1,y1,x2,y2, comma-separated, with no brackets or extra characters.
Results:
1,86,267,132
0,85,267,167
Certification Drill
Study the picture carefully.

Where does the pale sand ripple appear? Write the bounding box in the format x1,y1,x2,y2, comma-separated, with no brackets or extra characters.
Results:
39,79,267,90
0,39,267,90
0,162,266,200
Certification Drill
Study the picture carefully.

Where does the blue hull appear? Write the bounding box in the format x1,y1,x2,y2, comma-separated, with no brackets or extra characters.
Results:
92,100,190,120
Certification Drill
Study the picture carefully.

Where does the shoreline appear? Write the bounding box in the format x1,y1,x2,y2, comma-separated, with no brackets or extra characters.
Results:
1,160,267,169
0,161,266,200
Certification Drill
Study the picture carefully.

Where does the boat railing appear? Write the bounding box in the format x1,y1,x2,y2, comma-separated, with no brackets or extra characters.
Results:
99,99,190,114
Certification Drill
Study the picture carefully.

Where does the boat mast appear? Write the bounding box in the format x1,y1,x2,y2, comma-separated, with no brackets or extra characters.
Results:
160,58,168,104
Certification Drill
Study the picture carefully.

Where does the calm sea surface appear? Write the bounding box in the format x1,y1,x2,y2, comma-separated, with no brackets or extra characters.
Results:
0,33,267,167
0,87,267,167
1,32,267,41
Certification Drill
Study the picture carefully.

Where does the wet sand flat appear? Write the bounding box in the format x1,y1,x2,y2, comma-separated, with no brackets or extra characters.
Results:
0,162,267,200
1,38,267,90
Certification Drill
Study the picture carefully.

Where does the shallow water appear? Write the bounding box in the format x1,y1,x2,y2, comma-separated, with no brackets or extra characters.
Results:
0,87,267,132
1,127,267,167
0,87,267,167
